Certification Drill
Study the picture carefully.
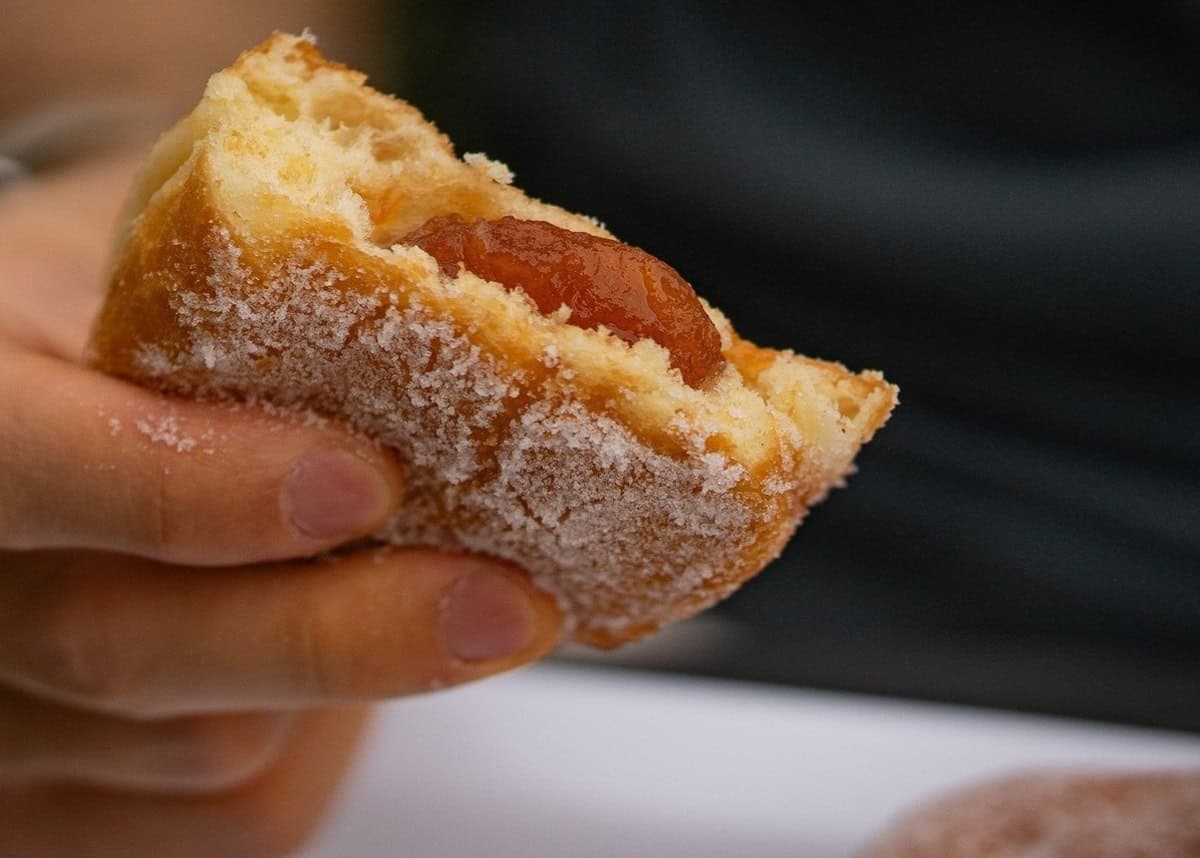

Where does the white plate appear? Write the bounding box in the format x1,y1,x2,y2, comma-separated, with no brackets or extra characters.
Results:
300,663,1200,858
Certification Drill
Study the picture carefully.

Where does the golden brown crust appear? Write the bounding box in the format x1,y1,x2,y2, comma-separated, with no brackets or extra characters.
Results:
87,33,897,645
859,770,1200,858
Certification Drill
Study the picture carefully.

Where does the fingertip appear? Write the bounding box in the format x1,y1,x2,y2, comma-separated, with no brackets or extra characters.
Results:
439,562,562,664
282,445,404,544
431,558,564,688
515,568,568,659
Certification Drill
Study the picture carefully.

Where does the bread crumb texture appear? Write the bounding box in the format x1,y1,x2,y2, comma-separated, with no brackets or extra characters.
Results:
88,33,897,645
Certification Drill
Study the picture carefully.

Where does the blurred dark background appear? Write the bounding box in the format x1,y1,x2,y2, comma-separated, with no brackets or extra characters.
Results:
384,2,1199,730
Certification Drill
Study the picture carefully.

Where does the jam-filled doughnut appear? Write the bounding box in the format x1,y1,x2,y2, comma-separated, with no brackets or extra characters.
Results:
860,770,1200,858
87,33,897,646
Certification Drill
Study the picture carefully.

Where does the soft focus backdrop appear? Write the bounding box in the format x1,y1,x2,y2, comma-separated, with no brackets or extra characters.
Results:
384,2,1200,729
5,0,1195,730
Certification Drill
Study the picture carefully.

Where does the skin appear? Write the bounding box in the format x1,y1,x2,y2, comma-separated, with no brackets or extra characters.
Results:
0,144,562,857
0,0,387,117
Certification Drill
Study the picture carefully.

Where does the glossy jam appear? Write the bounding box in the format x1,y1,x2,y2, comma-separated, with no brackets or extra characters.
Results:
400,215,725,386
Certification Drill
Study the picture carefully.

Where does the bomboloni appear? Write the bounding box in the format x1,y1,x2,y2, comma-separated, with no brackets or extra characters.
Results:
87,33,897,646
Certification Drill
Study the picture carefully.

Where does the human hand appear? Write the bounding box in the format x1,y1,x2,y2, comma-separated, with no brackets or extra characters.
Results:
0,148,562,857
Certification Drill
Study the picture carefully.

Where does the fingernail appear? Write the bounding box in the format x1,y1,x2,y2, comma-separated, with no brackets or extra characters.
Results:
442,568,539,662
284,449,395,540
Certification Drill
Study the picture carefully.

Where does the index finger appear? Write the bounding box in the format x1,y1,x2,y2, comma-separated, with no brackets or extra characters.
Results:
0,352,404,565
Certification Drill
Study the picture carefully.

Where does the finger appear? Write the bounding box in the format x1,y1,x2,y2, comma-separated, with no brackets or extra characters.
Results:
0,687,291,793
0,352,404,565
0,548,562,717
0,706,370,858
0,146,144,362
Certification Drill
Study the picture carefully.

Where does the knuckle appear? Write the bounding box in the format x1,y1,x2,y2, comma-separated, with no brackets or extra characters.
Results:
162,714,289,791
286,569,418,701
142,458,188,563
25,568,149,711
287,593,348,700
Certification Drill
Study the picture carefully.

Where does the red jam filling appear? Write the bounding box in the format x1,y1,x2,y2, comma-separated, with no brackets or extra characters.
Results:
399,215,725,387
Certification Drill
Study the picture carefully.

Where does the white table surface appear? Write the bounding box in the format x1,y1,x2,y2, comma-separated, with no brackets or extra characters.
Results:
299,663,1200,858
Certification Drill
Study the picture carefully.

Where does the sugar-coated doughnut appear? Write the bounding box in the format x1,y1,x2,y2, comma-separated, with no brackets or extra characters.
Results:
87,33,897,645
860,770,1200,858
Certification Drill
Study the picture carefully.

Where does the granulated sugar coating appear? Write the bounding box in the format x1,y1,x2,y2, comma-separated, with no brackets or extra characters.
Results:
117,226,763,640
860,770,1200,858
133,413,197,453
87,32,897,645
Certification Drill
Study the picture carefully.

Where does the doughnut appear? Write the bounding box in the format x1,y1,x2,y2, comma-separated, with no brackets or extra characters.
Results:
859,770,1200,857
86,32,897,646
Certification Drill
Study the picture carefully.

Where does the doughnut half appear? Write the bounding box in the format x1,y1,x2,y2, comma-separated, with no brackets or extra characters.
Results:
87,33,897,645
860,770,1200,858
